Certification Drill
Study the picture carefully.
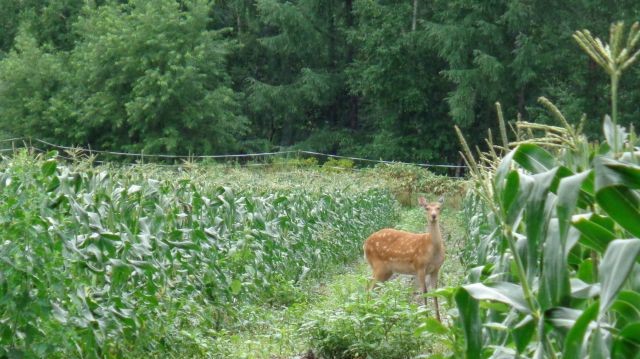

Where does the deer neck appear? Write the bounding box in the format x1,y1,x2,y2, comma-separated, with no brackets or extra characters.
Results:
428,220,443,248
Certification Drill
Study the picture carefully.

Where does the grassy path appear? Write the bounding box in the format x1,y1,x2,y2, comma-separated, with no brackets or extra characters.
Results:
220,201,466,358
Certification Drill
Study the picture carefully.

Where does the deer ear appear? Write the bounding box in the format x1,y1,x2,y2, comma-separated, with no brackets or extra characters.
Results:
438,196,445,204
418,196,427,207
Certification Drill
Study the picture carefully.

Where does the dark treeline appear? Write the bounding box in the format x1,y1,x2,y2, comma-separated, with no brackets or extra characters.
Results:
1,0,638,164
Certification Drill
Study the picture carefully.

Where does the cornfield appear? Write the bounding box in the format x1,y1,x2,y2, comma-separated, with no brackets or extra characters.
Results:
0,152,397,357
453,22,640,358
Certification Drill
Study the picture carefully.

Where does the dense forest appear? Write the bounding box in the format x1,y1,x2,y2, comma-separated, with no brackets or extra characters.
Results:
1,0,639,164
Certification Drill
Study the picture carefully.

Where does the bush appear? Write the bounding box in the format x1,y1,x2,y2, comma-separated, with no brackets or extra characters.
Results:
372,163,467,206
271,156,319,169
322,158,355,172
302,281,430,359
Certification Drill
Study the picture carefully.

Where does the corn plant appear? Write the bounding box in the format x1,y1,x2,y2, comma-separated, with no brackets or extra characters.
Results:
454,22,640,358
0,153,397,358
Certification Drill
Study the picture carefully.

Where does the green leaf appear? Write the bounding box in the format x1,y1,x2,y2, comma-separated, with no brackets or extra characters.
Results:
463,282,530,313
127,184,142,195
230,279,242,295
547,306,583,329
513,143,555,173
596,185,640,238
572,213,616,253
557,170,592,240
595,157,640,238
577,170,596,208
599,239,640,315
51,302,69,324
109,259,133,287
577,258,595,283
455,288,481,359
495,149,516,193
600,158,640,188
613,323,640,359
603,115,628,153
512,314,535,353
525,168,558,281
570,278,600,299
41,159,57,177
590,326,610,359
44,150,59,160
46,175,60,192
610,291,640,328
500,171,534,227
566,226,581,253
502,170,520,219
415,317,448,336
563,301,599,359
539,219,570,310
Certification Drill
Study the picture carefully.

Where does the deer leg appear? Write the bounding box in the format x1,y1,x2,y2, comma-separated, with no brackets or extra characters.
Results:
369,269,392,290
430,271,441,322
367,278,376,291
416,268,428,307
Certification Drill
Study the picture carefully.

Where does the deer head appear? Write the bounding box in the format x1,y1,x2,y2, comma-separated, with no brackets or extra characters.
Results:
418,196,444,224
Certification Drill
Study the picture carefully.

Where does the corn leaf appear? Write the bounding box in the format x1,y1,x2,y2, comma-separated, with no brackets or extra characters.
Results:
463,282,530,314
513,143,555,173
599,239,640,315
563,301,599,359
455,288,482,359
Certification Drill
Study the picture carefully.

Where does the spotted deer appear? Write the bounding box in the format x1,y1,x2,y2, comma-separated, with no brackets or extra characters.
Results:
363,196,445,321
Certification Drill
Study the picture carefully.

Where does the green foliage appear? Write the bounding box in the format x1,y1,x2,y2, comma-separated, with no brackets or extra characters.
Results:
271,156,319,169
373,163,467,206
69,0,246,154
4,0,640,163
0,28,70,140
303,281,430,359
0,0,83,53
428,0,640,137
453,22,640,358
0,152,396,358
322,158,355,172
345,0,454,163
0,0,246,156
241,0,350,148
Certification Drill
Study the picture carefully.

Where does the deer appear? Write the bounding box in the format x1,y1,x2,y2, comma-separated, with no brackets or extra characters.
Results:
363,196,445,321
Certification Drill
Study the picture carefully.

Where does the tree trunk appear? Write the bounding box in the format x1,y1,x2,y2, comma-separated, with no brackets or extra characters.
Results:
345,0,359,129
412,0,418,31
517,86,526,120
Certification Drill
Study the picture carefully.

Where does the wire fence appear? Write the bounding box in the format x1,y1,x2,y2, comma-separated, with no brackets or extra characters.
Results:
0,137,468,177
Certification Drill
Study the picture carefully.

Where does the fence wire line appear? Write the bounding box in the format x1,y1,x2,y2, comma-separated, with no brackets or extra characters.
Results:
2,137,467,170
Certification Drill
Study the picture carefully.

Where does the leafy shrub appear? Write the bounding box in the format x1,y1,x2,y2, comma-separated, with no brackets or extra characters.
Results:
303,281,430,359
271,156,319,169
373,163,467,206
322,158,355,172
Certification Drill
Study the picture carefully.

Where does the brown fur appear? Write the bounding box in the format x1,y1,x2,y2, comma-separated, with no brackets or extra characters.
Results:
363,196,445,321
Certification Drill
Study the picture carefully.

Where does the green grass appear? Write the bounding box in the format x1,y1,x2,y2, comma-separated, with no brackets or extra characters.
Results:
220,264,369,358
